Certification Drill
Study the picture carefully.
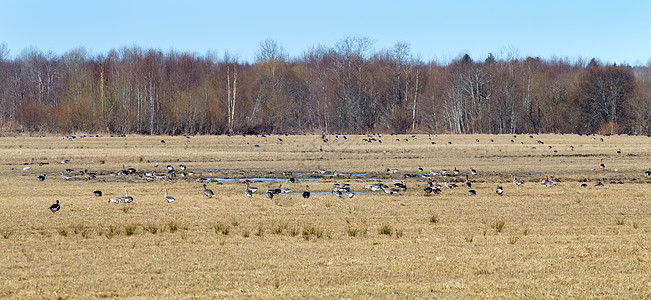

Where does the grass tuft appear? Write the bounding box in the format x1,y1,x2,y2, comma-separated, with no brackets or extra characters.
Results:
491,219,506,233
378,224,393,236
214,222,230,235
167,221,178,233
429,214,440,224
124,225,137,236
145,224,158,234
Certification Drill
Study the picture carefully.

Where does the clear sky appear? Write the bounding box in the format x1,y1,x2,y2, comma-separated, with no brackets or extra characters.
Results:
1,0,650,65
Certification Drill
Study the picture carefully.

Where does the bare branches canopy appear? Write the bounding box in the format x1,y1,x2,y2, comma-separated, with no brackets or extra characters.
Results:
0,42,650,135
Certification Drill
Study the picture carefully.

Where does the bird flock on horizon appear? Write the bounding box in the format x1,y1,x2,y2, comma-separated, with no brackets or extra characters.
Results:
19,133,650,214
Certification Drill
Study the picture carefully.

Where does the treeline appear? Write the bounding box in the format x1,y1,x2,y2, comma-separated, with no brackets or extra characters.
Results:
0,38,650,135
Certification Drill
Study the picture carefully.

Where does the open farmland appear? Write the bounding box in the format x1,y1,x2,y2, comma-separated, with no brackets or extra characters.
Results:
0,133,650,298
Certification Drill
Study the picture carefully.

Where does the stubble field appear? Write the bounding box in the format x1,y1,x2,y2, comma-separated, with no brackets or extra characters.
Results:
0,133,650,298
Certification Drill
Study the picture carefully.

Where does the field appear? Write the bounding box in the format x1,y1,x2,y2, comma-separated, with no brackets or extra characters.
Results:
0,133,650,298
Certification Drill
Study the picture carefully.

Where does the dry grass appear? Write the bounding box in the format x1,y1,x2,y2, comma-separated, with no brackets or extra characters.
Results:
0,133,650,298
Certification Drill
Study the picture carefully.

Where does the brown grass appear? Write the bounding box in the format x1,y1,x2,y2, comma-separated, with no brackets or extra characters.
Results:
0,133,650,298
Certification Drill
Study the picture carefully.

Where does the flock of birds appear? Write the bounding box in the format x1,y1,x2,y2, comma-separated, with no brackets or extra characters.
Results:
37,133,651,214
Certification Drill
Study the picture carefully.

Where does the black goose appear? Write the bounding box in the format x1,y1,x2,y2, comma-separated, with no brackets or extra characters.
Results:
203,184,214,198
49,200,60,213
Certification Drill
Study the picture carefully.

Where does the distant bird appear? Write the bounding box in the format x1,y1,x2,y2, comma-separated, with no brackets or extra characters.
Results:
61,171,72,181
616,149,621,154
265,190,274,199
513,176,524,186
37,174,46,181
468,189,477,196
279,184,292,194
302,185,311,199
496,186,504,196
160,140,166,144
470,168,477,175
595,181,605,187
163,189,175,203
83,170,96,181
49,200,60,213
645,170,651,176
444,182,457,189
599,159,605,169
93,190,102,197
570,146,574,151
465,175,472,188
179,164,187,171
394,182,407,191
580,183,588,188
550,176,561,185
541,176,553,188
203,184,214,198
245,182,258,197
122,190,134,203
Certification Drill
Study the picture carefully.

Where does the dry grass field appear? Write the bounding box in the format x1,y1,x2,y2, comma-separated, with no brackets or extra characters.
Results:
0,133,650,298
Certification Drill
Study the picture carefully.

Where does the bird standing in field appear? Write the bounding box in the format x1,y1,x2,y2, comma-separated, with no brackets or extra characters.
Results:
245,182,258,197
93,190,102,197
61,171,72,181
37,174,46,181
49,200,60,213
496,186,504,196
203,184,214,198
513,176,524,186
302,185,311,199
163,189,175,203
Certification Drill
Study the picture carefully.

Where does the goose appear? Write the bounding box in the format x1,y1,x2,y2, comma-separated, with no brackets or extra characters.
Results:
468,189,477,196
470,168,477,175
541,176,553,188
279,184,292,194
61,172,72,181
302,185,311,199
49,200,60,213
93,190,102,197
599,159,605,169
550,176,561,185
381,186,400,194
122,190,134,203
394,182,407,191
496,186,504,196
645,170,651,176
37,174,46,181
83,170,96,181
465,175,472,188
265,190,274,199
365,183,384,191
179,164,187,171
203,184,214,198
245,182,258,197
595,181,605,187
580,183,588,188
513,176,524,186
453,168,460,175
444,182,458,189
163,189,175,203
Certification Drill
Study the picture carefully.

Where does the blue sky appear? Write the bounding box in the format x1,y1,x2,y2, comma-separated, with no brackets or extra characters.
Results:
1,0,650,65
